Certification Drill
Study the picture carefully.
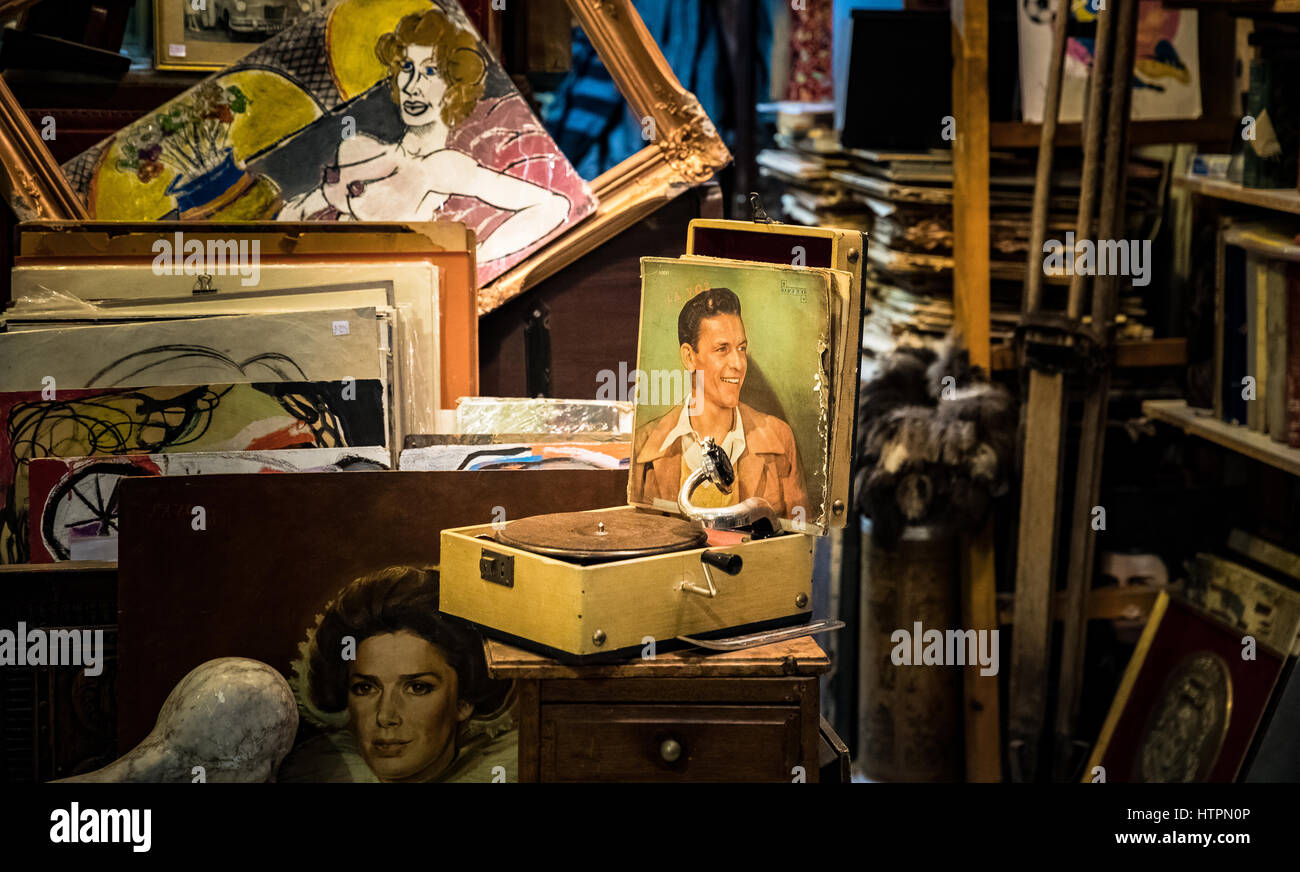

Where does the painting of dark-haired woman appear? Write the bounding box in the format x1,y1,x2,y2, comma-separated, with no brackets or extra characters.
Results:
281,566,516,782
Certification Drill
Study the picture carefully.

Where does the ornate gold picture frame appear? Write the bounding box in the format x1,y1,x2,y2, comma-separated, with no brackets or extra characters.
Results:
0,77,87,221
479,0,731,312
0,0,729,312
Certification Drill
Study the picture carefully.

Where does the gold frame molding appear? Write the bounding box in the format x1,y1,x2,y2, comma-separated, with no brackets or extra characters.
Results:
0,76,88,221
480,0,731,312
0,0,727,307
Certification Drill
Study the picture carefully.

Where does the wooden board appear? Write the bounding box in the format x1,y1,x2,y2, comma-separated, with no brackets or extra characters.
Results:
1175,174,1300,217
484,636,830,679
951,0,1000,783
1007,369,1067,780
1144,399,1300,478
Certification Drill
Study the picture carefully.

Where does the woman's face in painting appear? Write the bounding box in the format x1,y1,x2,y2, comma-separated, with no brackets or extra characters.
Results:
397,44,449,127
347,630,472,782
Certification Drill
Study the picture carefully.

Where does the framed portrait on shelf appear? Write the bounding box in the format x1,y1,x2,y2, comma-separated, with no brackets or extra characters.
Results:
154,0,333,72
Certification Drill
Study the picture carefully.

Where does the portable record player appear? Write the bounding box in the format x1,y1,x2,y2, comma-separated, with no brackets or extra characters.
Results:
440,216,865,662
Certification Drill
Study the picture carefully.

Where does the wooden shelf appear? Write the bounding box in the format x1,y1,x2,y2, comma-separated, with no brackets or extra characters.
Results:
1144,398,1300,476
1162,0,1300,14
997,587,1160,625
990,337,1189,371
0,560,116,575
1224,224,1300,262
991,117,1236,149
1174,174,1300,216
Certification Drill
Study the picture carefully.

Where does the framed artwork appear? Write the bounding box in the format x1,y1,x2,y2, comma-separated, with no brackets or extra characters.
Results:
13,0,729,311
0,378,388,565
12,220,477,412
0,77,86,221
154,0,334,71
629,257,836,533
8,264,441,433
1018,0,1201,124
72,0,597,290
1086,592,1287,783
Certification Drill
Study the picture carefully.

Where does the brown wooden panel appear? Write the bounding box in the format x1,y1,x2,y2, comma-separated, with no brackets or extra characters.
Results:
515,680,541,783
539,677,813,705
539,704,801,782
478,183,723,398
486,637,830,679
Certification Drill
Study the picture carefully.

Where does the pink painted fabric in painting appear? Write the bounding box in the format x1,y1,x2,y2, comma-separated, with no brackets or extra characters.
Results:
441,94,597,287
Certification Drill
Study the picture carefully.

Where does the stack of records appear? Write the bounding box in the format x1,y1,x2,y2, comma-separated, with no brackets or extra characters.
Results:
756,102,870,232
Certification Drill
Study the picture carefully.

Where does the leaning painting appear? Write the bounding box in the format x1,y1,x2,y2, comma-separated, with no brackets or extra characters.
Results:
1018,0,1201,124
70,0,596,286
280,566,517,782
629,258,833,533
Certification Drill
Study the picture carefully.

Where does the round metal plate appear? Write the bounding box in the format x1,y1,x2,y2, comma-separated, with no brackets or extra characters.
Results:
496,511,707,563
1133,650,1233,783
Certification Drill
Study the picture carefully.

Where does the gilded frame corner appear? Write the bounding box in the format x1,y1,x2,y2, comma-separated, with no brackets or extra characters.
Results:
478,0,732,313
0,76,88,222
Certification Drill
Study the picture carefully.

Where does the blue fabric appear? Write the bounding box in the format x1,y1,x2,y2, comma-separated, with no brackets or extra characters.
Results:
544,0,772,178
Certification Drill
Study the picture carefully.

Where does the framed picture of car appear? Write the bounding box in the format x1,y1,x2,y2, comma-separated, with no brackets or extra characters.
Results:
154,0,333,71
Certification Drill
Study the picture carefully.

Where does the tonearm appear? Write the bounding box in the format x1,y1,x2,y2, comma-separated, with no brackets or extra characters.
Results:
676,437,782,538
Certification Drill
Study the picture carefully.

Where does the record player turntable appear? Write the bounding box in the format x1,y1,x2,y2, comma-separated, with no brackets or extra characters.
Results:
439,218,864,662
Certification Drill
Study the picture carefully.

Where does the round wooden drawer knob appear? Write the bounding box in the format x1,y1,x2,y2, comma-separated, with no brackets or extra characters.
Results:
659,738,683,763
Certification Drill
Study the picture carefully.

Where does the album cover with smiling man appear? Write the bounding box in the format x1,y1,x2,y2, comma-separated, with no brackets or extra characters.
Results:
629,257,834,533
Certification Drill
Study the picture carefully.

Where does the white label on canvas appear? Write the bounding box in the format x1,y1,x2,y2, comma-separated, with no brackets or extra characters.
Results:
168,44,187,58
332,320,350,336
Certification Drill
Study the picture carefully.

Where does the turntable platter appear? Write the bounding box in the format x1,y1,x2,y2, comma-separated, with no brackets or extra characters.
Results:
495,510,707,563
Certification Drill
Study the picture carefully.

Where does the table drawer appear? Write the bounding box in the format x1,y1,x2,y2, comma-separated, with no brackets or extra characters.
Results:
539,704,803,782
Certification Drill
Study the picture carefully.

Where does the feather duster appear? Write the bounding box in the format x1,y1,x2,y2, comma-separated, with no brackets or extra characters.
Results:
854,337,1018,548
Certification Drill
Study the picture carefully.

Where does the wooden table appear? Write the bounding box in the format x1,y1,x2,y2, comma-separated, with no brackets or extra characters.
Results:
485,637,835,782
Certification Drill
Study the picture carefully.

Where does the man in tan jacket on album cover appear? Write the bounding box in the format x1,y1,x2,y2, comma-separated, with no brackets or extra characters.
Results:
630,287,809,520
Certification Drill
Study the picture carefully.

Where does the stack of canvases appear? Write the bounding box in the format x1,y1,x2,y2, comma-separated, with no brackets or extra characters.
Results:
0,221,481,565
0,0,604,566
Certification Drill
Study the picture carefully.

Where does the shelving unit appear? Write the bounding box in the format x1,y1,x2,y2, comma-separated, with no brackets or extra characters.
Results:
989,338,1189,372
1174,173,1300,216
949,0,1240,782
1164,0,1300,13
1143,398,1300,477
992,118,1239,149
996,587,1161,625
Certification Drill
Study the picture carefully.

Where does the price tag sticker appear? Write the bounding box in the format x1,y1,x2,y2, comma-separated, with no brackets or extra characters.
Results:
168,44,187,58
